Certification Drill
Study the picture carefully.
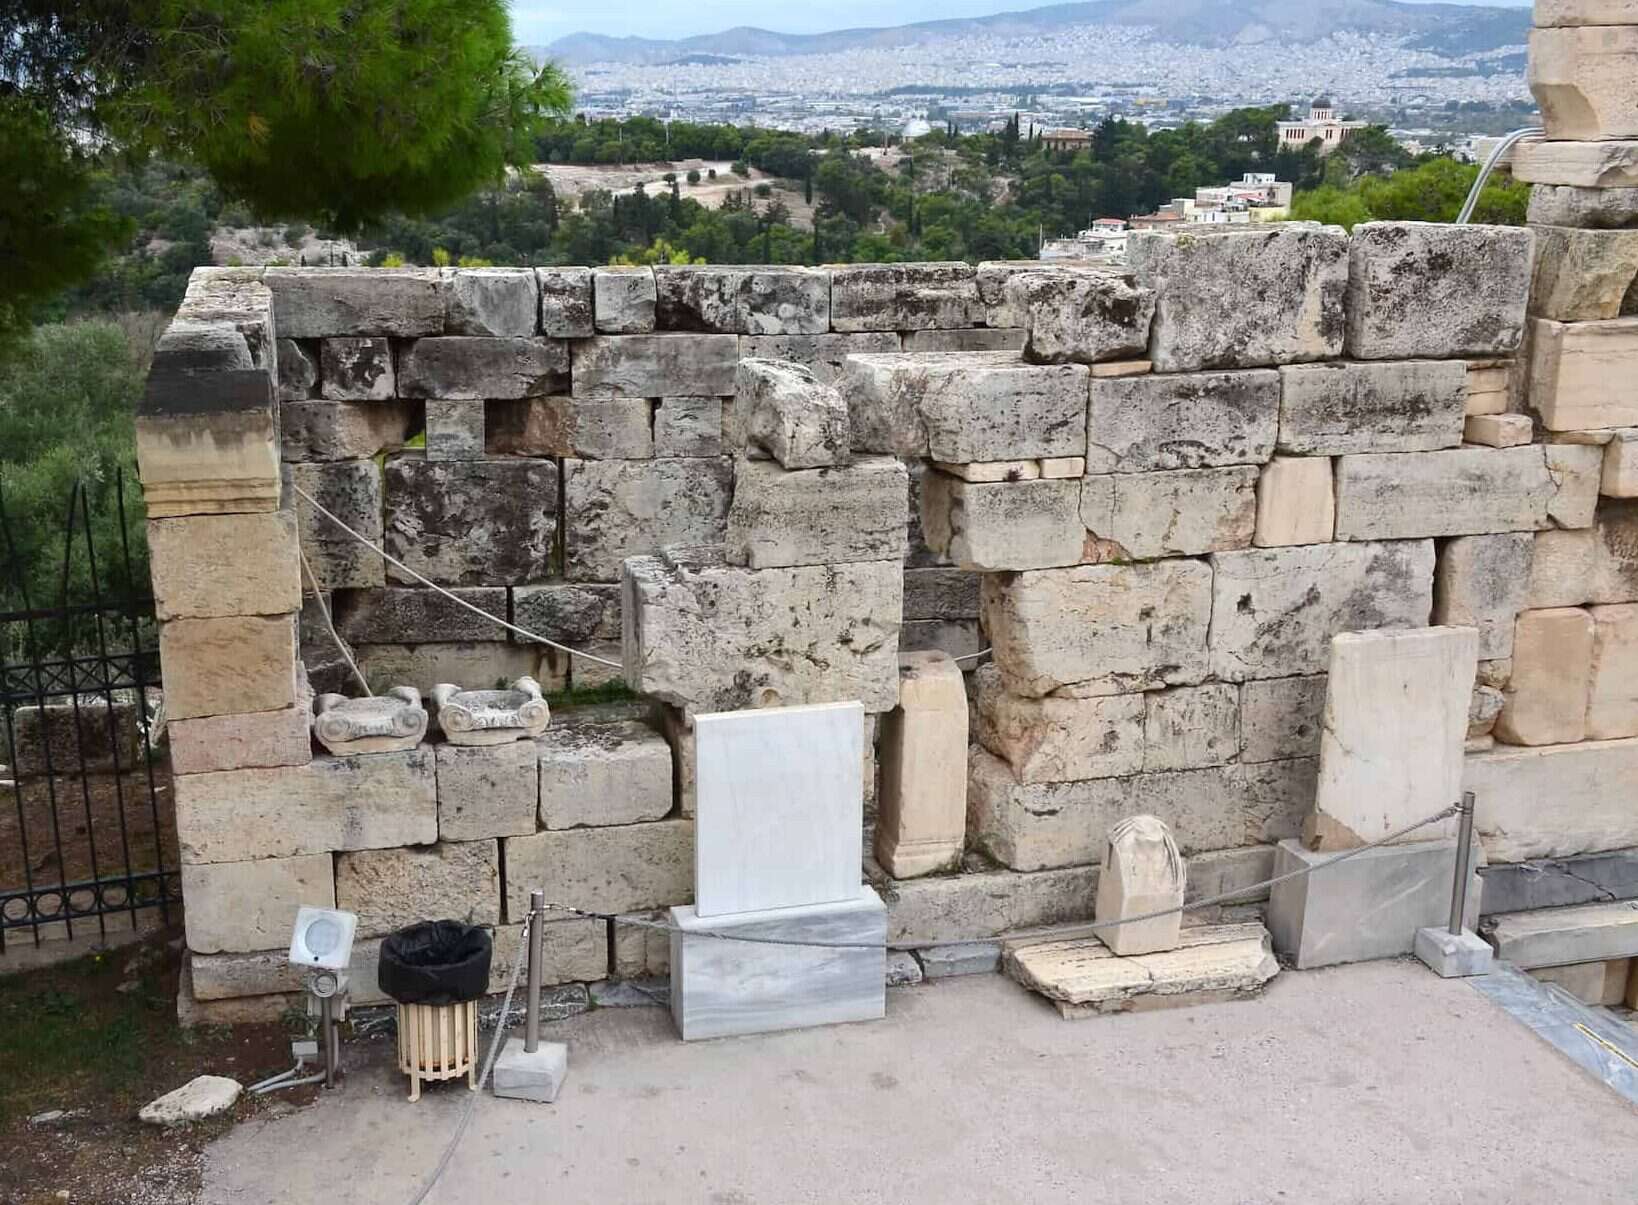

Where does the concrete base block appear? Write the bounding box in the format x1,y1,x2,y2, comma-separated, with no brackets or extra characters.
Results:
491,1037,568,1103
1414,927,1494,978
1267,838,1479,969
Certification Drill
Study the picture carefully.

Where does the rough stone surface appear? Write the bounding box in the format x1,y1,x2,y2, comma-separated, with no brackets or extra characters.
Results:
1467,737,1638,861
1434,532,1534,660
1529,26,1638,141
1528,225,1638,321
335,586,508,645
423,399,484,461
281,399,414,461
1333,447,1552,540
655,265,830,335
983,560,1213,697
1127,226,1348,371
319,337,394,401
830,262,980,331
148,510,300,620
443,268,538,337
1603,431,1638,499
738,359,850,468
1464,359,1511,416
594,267,657,334
623,548,901,714
1254,455,1335,547
1144,683,1240,773
276,338,317,400
168,707,312,776
1465,414,1533,449
885,950,924,985
288,459,385,589
1004,270,1154,365
902,567,981,620
160,615,296,720
354,643,559,699
1346,222,1533,360
1240,674,1327,763
1084,466,1259,559
1479,848,1638,915
1085,369,1279,473
572,334,738,398
918,942,1001,978
1095,815,1185,956
738,333,900,383
1277,360,1467,455
1495,607,1595,746
538,717,673,829
335,840,501,937
503,819,693,915
903,328,1026,353
1207,540,1437,681
1528,317,1638,431
511,583,621,644
265,268,443,338
139,1076,243,1127
921,474,1084,571
1528,183,1638,229
974,663,1146,783
1514,140,1638,189
1526,504,1638,608
489,396,653,460
436,740,538,841
384,457,558,585
727,456,906,569
875,652,969,878
563,457,733,582
537,267,595,338
1550,443,1606,530
181,853,334,954
398,337,567,400
653,397,723,457
1586,603,1638,740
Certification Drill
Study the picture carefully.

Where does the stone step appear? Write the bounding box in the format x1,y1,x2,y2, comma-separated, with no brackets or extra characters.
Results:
1479,847,1638,916
1484,899,1638,968
1002,922,1278,1019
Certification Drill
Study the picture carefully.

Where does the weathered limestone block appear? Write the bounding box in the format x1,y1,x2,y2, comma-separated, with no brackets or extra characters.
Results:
148,510,300,621
982,560,1212,697
335,840,500,937
563,457,733,581
1528,183,1638,229
593,266,656,333
319,337,394,401
1534,0,1638,24
622,548,901,713
903,567,981,620
188,950,306,1001
655,265,830,334
398,337,567,400
1464,358,1512,416
901,619,981,659
423,399,484,461
921,474,1084,571
511,583,621,644
885,864,1097,946
903,328,1026,353
281,399,414,462
653,397,723,457
1127,226,1348,371
160,615,297,720
1528,226,1638,322
1546,443,1606,528
739,333,900,383
1143,683,1239,773
1041,456,1086,478
1469,683,1505,739
572,333,738,398
167,706,312,775
830,262,980,331
335,586,508,645
538,717,672,829
265,268,442,337
1277,360,1467,455
1083,467,1259,559
383,456,558,585
1434,532,1534,660
1604,431,1638,497
443,267,538,336
839,352,1088,461
1496,607,1595,746
353,643,560,699
1003,270,1154,365
276,338,317,400
489,918,610,990
1333,447,1553,540
1586,604,1638,739
5,698,136,778
537,267,595,338
976,260,1088,326
873,652,968,878
312,689,427,755
933,460,1041,482
487,395,652,459
174,748,437,864
727,456,907,569
1467,737,1638,860
1465,413,1533,448
738,358,850,468
1346,221,1533,359
1526,513,1638,607
1513,140,1638,189
288,459,385,589
1240,674,1327,762
1085,369,1279,473
1208,540,1436,680
974,663,1145,783
435,739,538,840
1529,27,1638,141
1094,816,1185,956
432,677,550,746
182,853,334,955
1254,455,1335,546
503,819,694,915
1306,628,1475,850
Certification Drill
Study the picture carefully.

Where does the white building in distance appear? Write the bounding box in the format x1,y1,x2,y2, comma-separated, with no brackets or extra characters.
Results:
1277,99,1367,154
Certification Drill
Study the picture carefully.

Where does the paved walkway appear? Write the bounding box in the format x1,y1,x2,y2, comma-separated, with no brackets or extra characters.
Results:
200,960,1638,1205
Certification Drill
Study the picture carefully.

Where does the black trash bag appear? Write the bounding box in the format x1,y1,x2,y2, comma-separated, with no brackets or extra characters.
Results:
378,920,493,1006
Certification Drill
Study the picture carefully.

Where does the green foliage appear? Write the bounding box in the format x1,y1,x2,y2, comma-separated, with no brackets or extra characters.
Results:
1291,157,1529,229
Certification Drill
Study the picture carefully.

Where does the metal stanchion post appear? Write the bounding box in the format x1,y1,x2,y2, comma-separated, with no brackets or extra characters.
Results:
525,890,545,1054
1448,791,1476,936
494,887,567,1102
1416,790,1492,978
321,994,338,1088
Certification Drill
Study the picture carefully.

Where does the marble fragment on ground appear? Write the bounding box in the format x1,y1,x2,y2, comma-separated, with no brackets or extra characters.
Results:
1093,815,1186,956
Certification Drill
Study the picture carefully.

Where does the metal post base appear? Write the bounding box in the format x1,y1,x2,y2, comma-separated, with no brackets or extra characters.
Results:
1414,926,1494,978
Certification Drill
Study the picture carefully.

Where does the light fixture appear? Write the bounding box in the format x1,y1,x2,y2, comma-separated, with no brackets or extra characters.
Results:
289,906,357,971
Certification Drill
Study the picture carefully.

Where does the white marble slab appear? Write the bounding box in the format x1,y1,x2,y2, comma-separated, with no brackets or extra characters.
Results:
693,700,864,917
669,886,886,1041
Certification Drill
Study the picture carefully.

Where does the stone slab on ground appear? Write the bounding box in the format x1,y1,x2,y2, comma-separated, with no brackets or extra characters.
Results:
139,1075,243,1127
1004,922,1278,1018
1479,848,1638,915
917,942,1001,978
491,1038,568,1103
1485,899,1638,969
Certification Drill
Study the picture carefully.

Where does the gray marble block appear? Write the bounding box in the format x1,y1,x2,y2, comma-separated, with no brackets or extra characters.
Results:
1267,837,1479,969
1479,848,1638,916
669,886,886,1041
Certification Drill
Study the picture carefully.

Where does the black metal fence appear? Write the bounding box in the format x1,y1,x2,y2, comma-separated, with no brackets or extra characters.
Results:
0,471,176,953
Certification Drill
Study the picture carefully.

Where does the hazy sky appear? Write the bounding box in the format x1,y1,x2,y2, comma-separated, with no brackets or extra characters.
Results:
510,0,1530,45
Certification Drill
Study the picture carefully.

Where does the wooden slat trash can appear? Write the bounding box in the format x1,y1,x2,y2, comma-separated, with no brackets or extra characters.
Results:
396,1000,478,1102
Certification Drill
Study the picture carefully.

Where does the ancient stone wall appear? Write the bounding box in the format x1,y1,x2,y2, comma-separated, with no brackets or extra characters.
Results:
140,214,1638,1015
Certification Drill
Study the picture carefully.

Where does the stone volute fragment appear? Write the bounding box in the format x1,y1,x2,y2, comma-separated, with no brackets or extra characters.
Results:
432,676,550,746
738,358,851,468
313,687,428,755
1094,815,1186,956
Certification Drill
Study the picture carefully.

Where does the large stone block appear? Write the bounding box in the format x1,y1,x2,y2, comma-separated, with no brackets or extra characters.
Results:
623,549,901,713
739,333,900,383
1546,443,1605,529
974,664,1146,784
318,337,394,401
1529,26,1638,141
188,950,307,1001
1527,317,1638,431
1534,0,1638,24
148,510,300,620
182,853,334,955
1346,222,1532,360
1085,369,1279,473
511,583,621,644
159,614,297,720
287,459,385,589
727,456,907,569
281,399,415,462
397,337,567,400
902,566,981,620
593,266,656,334
830,262,980,331
653,396,723,458
1468,736,1638,860
1239,674,1327,763
487,395,652,459
1434,532,1534,660
1604,430,1638,498
264,268,442,337
436,740,538,841
1143,683,1240,773
571,333,738,398
1513,139,1638,189
1526,503,1638,607
654,265,829,334
443,267,538,336
1495,607,1595,746
1254,455,1335,547
883,864,1097,946
1488,900,1638,969
503,819,693,915
1307,628,1475,850
536,267,594,338
168,706,312,776
174,748,437,864
1528,182,1638,229
1479,848,1638,915
921,474,1085,571
983,560,1212,698
875,653,968,878
353,642,559,699
1333,447,1553,540
1003,270,1153,365
976,260,1087,326
1528,225,1638,321
563,457,733,582
839,352,1088,461
538,717,673,829
423,399,483,461
903,328,1026,353
1208,541,1437,680
383,456,558,586
1082,466,1258,559
1277,361,1467,455
738,358,850,468
1587,603,1638,739
1127,226,1348,371
335,586,508,645
335,840,501,937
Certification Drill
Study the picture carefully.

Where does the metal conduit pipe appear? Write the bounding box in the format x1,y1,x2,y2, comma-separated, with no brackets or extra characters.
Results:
1455,127,1545,224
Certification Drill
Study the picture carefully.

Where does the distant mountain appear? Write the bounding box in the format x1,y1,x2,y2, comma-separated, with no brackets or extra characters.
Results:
535,0,1530,65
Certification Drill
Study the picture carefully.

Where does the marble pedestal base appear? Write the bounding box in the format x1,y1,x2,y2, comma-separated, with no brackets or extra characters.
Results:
669,886,886,1042
491,1037,568,1103
1414,926,1493,978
